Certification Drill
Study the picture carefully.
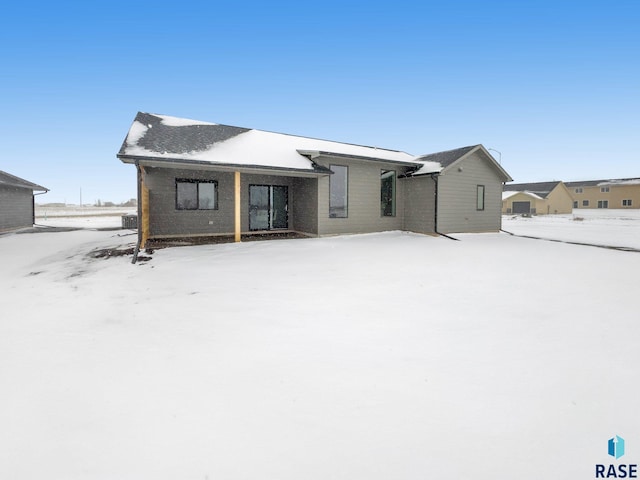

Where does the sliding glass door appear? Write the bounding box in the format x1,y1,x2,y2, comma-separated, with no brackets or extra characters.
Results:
249,185,288,231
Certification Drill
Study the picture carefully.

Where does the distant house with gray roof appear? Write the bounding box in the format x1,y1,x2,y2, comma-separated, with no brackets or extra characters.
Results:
0,170,48,232
502,181,573,215
117,112,512,248
565,178,640,209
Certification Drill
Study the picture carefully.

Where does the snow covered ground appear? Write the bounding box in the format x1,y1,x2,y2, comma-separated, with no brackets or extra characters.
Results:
502,208,640,249
35,206,136,229
1,211,639,479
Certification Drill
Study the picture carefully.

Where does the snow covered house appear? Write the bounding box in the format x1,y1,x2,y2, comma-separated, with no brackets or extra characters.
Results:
565,178,640,209
502,181,573,215
0,170,48,232
117,112,512,248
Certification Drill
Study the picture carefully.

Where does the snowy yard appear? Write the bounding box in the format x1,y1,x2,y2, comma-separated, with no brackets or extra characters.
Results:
502,208,640,250
35,205,136,229
1,211,639,479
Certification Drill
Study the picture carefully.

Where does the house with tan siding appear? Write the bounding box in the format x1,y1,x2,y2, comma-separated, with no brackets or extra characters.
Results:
502,181,573,215
117,112,512,254
565,178,640,209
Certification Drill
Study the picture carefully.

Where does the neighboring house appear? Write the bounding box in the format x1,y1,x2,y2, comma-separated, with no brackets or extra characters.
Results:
117,112,512,248
502,181,573,215
565,178,640,209
0,170,48,232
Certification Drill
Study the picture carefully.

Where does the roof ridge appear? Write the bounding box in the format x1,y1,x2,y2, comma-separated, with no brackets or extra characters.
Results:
142,112,412,156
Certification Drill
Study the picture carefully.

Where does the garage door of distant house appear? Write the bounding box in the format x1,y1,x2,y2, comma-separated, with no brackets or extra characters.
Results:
512,201,531,214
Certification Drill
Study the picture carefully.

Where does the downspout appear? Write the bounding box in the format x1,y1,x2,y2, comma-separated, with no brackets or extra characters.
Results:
430,173,459,241
431,173,439,234
33,190,48,225
131,160,142,264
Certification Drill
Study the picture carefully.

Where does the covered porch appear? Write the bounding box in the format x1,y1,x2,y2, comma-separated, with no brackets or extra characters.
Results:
134,162,326,250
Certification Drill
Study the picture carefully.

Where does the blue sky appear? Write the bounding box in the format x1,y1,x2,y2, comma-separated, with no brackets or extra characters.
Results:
1,0,638,204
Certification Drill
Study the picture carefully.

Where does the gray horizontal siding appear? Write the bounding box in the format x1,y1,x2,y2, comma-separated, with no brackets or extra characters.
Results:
402,176,436,234
437,151,503,233
145,168,236,237
316,158,408,236
291,177,318,235
0,186,34,231
144,167,314,237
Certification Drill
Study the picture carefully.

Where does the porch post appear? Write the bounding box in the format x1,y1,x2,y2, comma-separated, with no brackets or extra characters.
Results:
234,171,241,242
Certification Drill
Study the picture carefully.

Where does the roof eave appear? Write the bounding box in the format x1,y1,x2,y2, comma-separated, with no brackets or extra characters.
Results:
297,149,421,167
117,154,332,177
0,182,48,192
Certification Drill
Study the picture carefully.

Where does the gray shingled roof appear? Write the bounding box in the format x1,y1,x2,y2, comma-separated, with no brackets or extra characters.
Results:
503,181,562,199
408,144,512,182
414,145,478,169
119,112,252,156
0,170,48,192
118,113,514,183
118,112,417,174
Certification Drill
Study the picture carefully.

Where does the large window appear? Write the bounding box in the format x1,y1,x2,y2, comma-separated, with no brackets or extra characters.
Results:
597,200,609,209
623,199,633,206
477,185,485,211
381,170,396,216
329,165,348,218
176,179,218,210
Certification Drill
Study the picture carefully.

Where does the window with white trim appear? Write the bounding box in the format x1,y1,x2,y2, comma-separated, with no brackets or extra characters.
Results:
623,199,633,206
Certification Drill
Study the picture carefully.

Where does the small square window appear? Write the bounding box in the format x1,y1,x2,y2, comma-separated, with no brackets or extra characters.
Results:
582,200,589,207
600,186,610,193
575,187,583,194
